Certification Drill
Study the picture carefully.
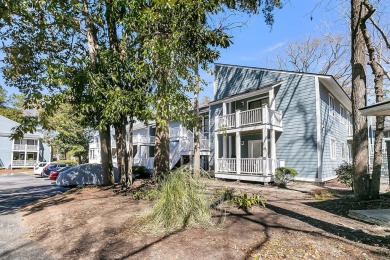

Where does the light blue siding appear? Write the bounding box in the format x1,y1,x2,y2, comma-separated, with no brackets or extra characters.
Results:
0,136,12,168
319,83,351,179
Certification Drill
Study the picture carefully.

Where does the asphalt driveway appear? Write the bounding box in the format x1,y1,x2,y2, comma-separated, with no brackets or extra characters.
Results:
0,173,67,259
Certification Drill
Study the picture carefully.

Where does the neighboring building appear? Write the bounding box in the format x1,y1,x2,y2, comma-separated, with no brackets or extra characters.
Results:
89,114,211,171
0,115,51,168
89,63,354,183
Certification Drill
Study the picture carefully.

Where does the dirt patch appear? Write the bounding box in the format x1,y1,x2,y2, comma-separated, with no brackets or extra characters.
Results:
0,168,34,174
21,179,390,259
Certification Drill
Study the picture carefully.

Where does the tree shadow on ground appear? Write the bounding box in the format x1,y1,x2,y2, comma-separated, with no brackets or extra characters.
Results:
0,185,68,215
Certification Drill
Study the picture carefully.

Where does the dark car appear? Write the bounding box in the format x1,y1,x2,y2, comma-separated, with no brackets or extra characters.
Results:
41,162,68,177
48,165,74,181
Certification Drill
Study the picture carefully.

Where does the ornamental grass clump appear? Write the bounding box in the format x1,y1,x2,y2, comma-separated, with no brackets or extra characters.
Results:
139,166,212,233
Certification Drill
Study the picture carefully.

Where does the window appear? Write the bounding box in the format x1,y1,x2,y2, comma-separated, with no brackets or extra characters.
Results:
329,95,335,116
341,143,346,160
340,105,345,124
330,138,336,159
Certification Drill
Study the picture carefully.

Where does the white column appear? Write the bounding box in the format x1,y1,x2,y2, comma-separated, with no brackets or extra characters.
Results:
223,135,227,158
271,129,276,174
236,132,241,175
236,110,240,128
222,102,227,115
214,132,219,172
269,88,275,125
263,127,269,174
228,136,232,157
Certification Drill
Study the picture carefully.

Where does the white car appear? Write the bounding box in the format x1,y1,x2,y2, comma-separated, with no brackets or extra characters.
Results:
56,164,119,187
34,162,52,175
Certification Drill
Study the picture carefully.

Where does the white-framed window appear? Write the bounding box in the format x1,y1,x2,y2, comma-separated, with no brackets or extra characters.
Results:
329,94,335,117
330,138,336,159
340,105,345,124
341,142,346,160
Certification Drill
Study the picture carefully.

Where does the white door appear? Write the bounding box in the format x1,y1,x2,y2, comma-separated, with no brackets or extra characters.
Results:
248,140,262,158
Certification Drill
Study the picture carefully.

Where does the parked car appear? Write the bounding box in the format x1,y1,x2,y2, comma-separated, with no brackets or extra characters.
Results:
56,164,119,187
48,166,74,181
41,162,68,177
34,162,52,175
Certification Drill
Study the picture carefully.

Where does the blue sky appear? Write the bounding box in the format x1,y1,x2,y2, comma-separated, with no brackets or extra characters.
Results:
1,1,349,101
198,0,350,100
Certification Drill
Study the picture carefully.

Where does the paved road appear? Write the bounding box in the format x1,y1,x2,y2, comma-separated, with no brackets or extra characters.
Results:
0,173,67,260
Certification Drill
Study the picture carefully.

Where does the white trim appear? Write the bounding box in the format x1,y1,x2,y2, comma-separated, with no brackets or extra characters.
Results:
341,142,346,160
315,77,322,180
209,83,281,106
329,94,335,117
330,138,336,160
340,105,345,124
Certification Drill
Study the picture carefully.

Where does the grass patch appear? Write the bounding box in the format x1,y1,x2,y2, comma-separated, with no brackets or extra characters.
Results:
311,189,333,200
136,166,212,233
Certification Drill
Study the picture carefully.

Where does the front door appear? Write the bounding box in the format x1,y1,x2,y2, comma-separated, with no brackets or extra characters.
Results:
248,140,262,158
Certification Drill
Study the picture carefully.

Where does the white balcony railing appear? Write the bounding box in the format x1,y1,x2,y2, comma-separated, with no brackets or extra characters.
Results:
216,158,236,173
217,113,236,129
200,138,209,150
13,144,39,151
170,127,181,139
217,157,280,176
217,105,282,131
240,108,263,126
348,124,353,137
12,160,37,166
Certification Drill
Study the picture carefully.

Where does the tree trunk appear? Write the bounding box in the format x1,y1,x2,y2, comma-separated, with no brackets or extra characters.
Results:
193,66,201,175
78,155,82,165
99,126,114,185
351,0,370,200
360,0,386,199
114,116,126,184
124,119,134,188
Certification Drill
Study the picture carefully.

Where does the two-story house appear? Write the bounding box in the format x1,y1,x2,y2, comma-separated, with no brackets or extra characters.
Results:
210,63,352,183
0,115,51,168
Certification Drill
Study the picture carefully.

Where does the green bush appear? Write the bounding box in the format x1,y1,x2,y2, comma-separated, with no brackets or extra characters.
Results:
56,160,78,165
140,166,212,232
214,187,235,201
275,167,298,187
131,189,158,201
335,162,353,188
232,193,266,210
133,166,151,178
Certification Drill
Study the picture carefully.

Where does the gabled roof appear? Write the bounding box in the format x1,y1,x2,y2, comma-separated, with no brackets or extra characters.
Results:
0,115,42,138
214,63,352,110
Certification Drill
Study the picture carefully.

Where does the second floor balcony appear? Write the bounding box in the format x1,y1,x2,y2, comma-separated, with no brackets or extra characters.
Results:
13,144,39,151
216,105,282,131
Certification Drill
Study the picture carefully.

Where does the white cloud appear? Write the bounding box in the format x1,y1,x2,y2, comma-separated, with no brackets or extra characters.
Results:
266,41,286,52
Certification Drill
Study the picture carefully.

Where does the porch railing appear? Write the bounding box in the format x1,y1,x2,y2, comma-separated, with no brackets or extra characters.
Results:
200,138,209,150
216,158,236,173
217,113,236,129
13,144,39,151
240,108,262,126
217,105,282,131
12,160,37,166
217,157,280,176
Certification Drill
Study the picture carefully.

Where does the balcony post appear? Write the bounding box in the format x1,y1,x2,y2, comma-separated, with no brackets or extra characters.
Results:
236,110,240,128
215,115,219,132
24,149,27,167
236,131,241,175
214,131,219,172
271,129,276,174
263,127,269,175
262,105,269,124
223,135,227,158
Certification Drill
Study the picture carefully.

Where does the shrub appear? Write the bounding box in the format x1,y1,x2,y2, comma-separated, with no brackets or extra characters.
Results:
335,162,353,189
275,167,298,187
133,166,151,178
139,166,212,232
57,160,78,165
131,189,158,201
214,187,235,201
232,193,266,211
311,189,333,200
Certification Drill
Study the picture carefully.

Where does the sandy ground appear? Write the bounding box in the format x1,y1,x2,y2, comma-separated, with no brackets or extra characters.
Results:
21,179,390,260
